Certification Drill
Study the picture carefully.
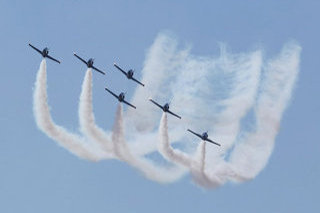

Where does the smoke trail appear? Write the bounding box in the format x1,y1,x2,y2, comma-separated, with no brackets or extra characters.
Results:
148,35,301,187
226,42,301,181
126,34,189,132
77,68,184,182
111,104,186,183
150,34,263,187
32,34,301,188
79,69,115,158
208,49,262,157
190,141,222,188
33,60,105,161
126,34,263,158
111,104,127,160
158,113,192,167
158,113,222,187
197,142,206,175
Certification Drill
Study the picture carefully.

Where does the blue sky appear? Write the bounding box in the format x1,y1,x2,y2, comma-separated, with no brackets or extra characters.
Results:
0,0,319,212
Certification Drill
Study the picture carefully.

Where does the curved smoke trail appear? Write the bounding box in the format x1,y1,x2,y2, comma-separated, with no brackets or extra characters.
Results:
190,141,222,188
33,60,105,161
154,37,264,187
126,35,263,159
79,69,115,158
155,40,301,187
226,42,301,181
158,113,192,168
78,69,185,182
33,34,301,188
111,104,185,183
159,113,223,187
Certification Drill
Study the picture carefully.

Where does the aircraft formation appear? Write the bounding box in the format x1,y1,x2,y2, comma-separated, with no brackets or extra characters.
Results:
29,43,221,147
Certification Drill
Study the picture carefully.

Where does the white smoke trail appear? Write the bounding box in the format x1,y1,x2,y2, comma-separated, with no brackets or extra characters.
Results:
158,113,192,168
197,142,206,175
111,104,186,183
111,105,127,159
146,35,300,187
190,141,222,188
126,34,189,132
192,41,301,185
78,68,185,182
226,42,301,181
150,34,263,187
33,60,105,161
79,69,115,158
33,34,301,188
126,34,263,159
158,113,222,187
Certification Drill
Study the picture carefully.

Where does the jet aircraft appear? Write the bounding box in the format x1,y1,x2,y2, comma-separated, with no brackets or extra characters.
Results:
105,87,136,109
29,43,61,64
73,53,105,75
149,98,181,119
187,129,220,146
114,63,145,87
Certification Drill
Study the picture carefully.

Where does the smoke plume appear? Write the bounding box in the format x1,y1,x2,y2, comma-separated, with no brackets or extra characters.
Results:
33,34,301,188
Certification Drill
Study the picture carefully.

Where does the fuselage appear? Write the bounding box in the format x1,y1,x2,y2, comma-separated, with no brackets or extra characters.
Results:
87,58,94,68
201,132,208,140
118,93,125,102
42,48,49,57
163,103,170,112
127,70,134,79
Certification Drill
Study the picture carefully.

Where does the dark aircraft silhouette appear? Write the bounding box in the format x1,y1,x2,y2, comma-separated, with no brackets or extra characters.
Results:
105,87,136,109
73,53,105,75
28,43,61,64
114,63,145,87
187,129,220,146
149,98,181,119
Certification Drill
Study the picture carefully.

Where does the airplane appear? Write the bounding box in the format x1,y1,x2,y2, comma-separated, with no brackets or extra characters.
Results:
73,53,105,75
148,98,181,119
105,87,136,109
187,129,220,146
113,63,145,87
28,43,61,64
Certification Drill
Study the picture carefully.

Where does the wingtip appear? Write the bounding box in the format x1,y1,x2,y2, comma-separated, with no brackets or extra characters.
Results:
113,62,117,66
73,52,77,55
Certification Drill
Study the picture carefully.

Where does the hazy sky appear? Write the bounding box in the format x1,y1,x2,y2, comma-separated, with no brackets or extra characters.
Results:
0,1,319,212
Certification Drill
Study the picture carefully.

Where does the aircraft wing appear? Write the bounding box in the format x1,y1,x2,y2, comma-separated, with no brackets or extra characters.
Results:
73,53,87,65
149,99,164,110
122,100,136,109
187,129,203,139
167,110,182,119
29,44,42,55
131,77,145,87
105,87,119,99
114,63,127,76
92,66,106,75
206,138,221,146
46,55,61,64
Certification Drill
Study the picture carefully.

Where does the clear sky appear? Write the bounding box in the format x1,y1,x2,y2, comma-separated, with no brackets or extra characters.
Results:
0,0,319,212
